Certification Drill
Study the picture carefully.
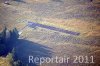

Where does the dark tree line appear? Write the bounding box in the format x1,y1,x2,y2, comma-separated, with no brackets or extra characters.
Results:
0,27,19,56
0,27,29,66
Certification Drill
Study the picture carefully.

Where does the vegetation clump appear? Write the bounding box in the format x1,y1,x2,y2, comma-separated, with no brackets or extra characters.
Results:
0,27,20,66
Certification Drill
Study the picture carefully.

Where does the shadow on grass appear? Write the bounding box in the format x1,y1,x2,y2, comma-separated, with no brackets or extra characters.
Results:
11,39,53,66
0,27,52,66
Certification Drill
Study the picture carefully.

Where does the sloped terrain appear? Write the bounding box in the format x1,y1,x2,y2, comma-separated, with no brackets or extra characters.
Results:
0,0,100,66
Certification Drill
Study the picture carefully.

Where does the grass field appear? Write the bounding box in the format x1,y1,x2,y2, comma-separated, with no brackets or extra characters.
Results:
0,0,100,66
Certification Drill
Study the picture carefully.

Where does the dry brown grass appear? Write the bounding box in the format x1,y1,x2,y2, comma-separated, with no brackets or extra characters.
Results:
23,0,50,3
0,57,11,66
0,0,100,66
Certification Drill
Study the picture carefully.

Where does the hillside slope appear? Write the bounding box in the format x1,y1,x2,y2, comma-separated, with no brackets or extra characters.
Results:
0,0,100,66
